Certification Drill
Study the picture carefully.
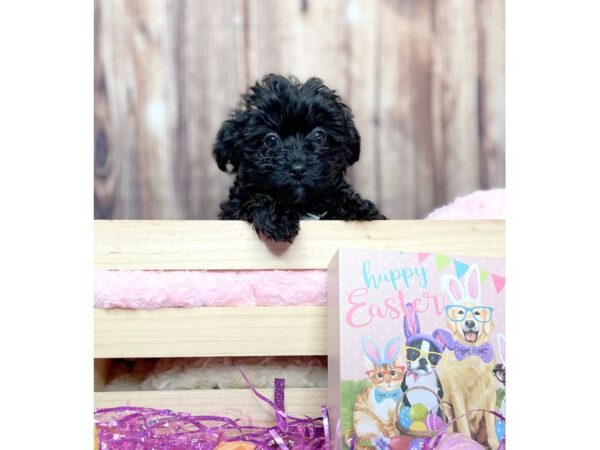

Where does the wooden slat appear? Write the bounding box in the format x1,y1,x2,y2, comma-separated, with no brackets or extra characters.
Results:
477,0,505,189
376,0,434,219
95,219,504,269
344,0,379,204
432,0,480,201
95,0,141,219
95,306,327,358
95,388,326,425
178,0,246,220
94,359,112,392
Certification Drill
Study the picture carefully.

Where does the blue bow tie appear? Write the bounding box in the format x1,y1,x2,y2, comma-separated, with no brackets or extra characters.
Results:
454,341,494,363
374,388,402,403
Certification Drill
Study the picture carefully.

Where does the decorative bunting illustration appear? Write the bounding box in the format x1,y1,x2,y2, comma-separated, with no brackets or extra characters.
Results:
434,254,504,294
453,260,470,278
436,254,452,271
417,253,431,264
492,274,506,294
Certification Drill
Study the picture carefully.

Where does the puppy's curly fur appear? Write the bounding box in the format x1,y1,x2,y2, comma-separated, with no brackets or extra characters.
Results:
213,74,385,242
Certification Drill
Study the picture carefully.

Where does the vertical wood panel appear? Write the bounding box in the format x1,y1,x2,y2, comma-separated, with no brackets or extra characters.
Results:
376,0,437,219
179,0,246,219
432,0,480,201
344,0,379,204
245,1,348,92
129,0,181,218
94,0,115,219
95,0,505,220
478,0,505,189
96,0,141,219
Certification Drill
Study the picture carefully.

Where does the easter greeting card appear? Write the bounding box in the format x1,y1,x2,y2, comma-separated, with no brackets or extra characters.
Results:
328,249,505,450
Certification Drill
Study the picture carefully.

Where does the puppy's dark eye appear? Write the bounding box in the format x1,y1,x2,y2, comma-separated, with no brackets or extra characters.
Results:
311,129,325,143
264,133,280,148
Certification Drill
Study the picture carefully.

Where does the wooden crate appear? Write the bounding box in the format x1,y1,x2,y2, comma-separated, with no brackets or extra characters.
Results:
94,220,504,422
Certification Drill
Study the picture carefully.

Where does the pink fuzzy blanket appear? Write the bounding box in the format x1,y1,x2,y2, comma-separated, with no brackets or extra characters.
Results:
426,188,505,220
95,270,327,309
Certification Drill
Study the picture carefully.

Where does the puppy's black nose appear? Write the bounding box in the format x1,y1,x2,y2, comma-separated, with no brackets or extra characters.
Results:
291,164,305,179
465,320,475,329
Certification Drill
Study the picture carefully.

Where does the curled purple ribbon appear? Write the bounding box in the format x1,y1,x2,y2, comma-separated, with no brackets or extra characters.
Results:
95,366,330,449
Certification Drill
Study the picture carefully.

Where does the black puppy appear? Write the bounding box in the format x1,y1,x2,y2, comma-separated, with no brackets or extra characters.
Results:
213,74,385,242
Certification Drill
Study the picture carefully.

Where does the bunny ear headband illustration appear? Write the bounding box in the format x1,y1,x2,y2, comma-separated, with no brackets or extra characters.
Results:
497,333,506,365
362,336,402,366
404,302,455,352
441,263,481,305
403,302,420,339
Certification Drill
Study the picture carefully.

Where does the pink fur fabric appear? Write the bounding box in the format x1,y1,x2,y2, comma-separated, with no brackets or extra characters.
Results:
426,189,505,220
95,270,327,309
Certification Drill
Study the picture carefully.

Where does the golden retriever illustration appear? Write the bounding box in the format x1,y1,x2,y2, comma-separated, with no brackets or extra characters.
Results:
437,264,500,450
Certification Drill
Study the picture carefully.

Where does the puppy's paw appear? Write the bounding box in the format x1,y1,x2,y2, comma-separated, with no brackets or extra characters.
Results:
253,216,300,243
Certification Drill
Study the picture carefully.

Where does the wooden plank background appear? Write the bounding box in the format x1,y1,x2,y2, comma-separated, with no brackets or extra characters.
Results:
94,0,505,220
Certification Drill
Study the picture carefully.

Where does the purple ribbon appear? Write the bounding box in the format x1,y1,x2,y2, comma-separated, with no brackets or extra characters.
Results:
454,341,494,363
274,378,287,432
95,366,330,449
322,406,331,450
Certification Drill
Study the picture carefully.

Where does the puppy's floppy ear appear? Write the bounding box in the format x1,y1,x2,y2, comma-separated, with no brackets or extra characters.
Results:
213,111,247,173
302,77,360,165
342,104,361,165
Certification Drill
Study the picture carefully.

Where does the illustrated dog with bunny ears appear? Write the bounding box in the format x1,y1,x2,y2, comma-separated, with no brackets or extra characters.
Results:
400,302,454,416
437,263,500,450
353,336,405,441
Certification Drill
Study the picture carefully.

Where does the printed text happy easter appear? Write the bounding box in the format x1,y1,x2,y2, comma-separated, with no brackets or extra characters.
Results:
344,260,445,328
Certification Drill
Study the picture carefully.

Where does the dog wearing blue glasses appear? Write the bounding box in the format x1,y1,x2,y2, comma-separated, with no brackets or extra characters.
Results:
437,264,500,450
399,302,453,419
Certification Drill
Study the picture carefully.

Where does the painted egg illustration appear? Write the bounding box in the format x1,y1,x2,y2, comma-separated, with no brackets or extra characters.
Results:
425,412,444,431
398,406,413,429
409,403,428,421
496,419,506,442
409,421,427,432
